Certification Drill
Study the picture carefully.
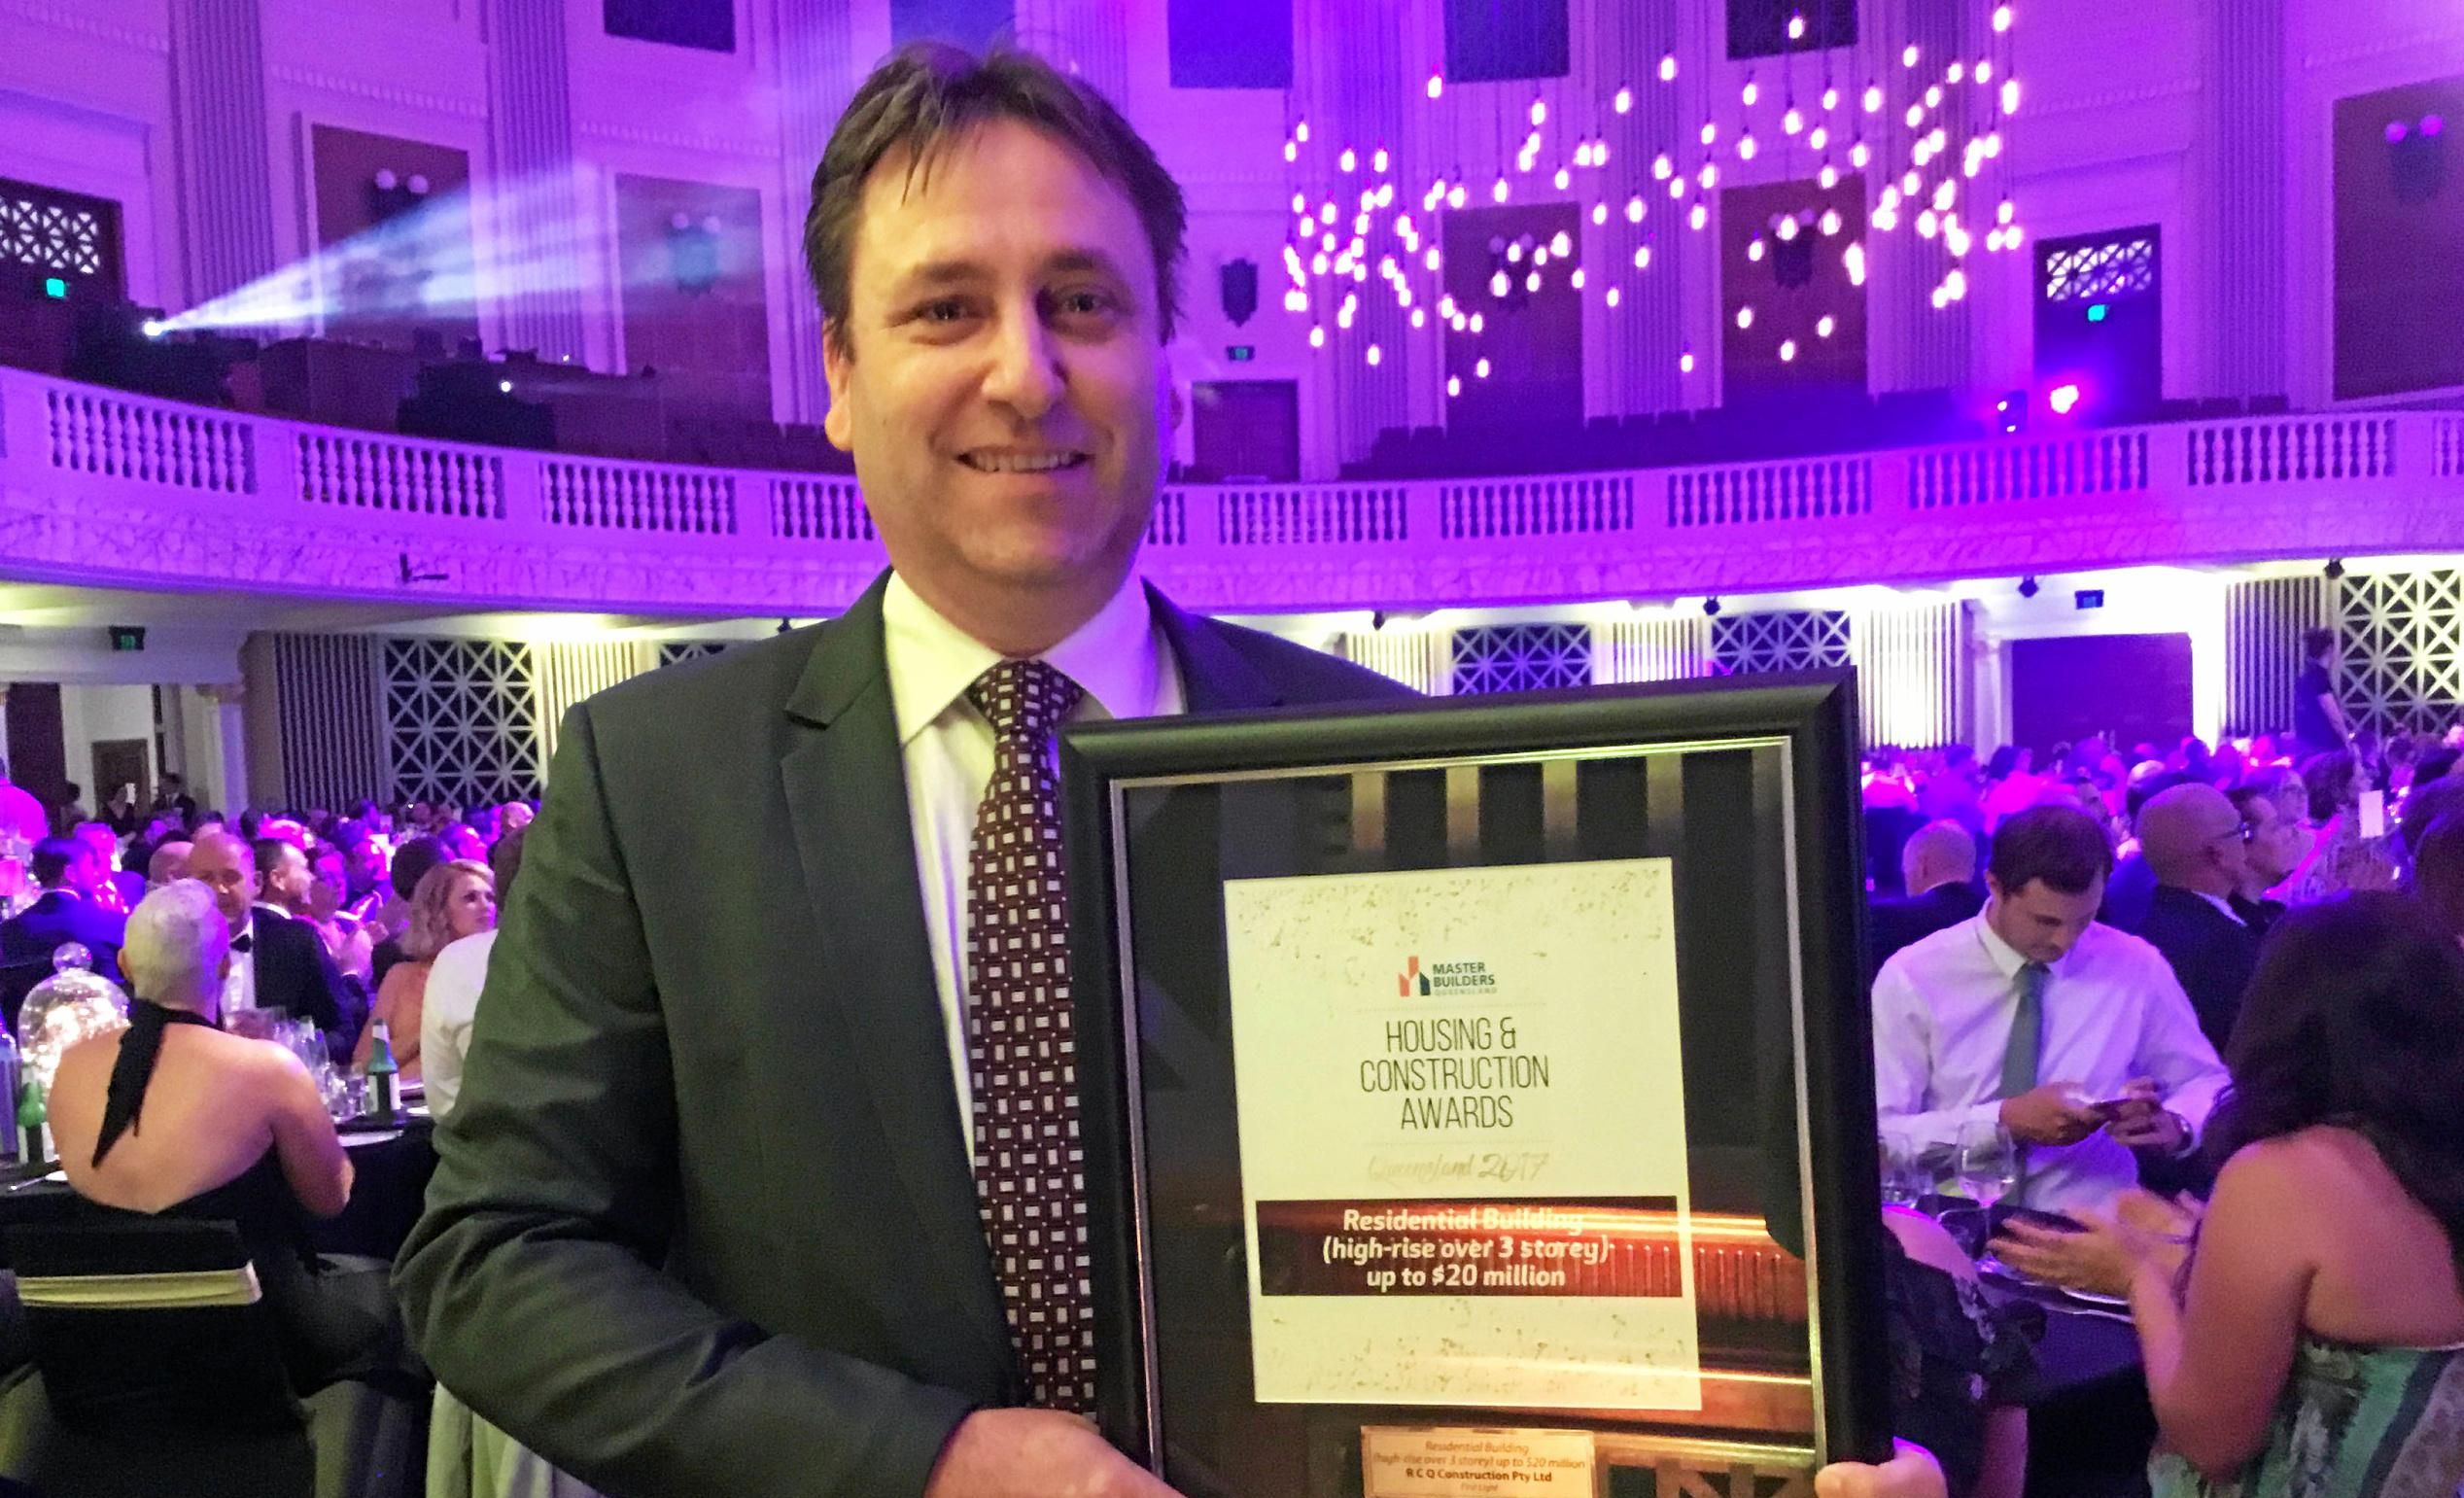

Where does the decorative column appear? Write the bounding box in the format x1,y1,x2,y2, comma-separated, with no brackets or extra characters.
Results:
2207,0,2287,400
168,0,280,304
197,683,251,817
486,0,588,362
1292,0,1410,467
1871,0,1974,392
1601,0,1685,414
776,0,863,422
1016,0,1131,113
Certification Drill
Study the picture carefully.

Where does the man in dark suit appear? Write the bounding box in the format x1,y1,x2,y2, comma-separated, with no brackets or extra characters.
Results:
188,831,362,1061
399,48,1954,1498
1865,818,1983,981
391,45,1420,1498
1,836,126,1028
2134,784,2264,1053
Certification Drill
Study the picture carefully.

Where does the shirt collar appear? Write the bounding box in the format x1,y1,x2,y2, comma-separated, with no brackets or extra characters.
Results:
883,570,1166,746
1973,909,2030,980
2191,889,2246,925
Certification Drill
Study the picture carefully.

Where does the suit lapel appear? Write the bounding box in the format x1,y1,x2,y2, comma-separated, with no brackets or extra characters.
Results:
1147,583,1282,714
779,575,1008,1362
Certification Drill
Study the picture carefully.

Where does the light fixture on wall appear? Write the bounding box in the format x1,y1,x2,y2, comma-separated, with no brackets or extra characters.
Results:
1703,597,1723,616
2324,558,2346,581
2017,576,2041,599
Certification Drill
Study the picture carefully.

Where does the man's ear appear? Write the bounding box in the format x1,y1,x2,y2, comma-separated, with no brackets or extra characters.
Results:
822,329,855,452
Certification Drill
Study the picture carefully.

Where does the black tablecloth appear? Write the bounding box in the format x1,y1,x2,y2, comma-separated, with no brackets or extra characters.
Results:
0,1119,436,1269
1992,1278,2156,1498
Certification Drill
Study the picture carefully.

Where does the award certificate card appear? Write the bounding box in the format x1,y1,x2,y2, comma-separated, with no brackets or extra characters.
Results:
1222,858,1700,1410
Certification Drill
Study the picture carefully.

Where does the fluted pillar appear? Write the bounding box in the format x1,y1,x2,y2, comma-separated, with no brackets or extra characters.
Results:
168,0,279,305
2208,0,2286,399
1293,0,1410,466
487,0,588,362
777,0,863,422
1872,0,1974,392
1016,0,1130,113
1597,0,1684,414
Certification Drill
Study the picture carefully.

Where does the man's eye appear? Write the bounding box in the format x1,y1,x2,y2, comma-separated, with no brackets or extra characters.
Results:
1057,290,1115,316
917,299,972,324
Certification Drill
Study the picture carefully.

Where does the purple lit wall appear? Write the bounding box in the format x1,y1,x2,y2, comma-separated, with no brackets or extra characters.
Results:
613,175,772,418
2010,634,2192,756
2333,74,2464,399
1719,174,1868,400
1440,202,1583,435
309,124,476,354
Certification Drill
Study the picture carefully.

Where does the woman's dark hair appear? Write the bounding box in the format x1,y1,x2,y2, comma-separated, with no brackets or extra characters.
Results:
1986,803,2114,895
1985,745,2021,781
2301,749,2358,823
805,42,1189,355
2209,892,2464,1279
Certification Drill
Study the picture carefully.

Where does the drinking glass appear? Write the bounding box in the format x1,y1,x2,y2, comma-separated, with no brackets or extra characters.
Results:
1879,1136,1930,1207
1957,1119,2020,1212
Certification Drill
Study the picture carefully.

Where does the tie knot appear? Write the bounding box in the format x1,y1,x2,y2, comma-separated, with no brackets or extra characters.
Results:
967,658,1084,742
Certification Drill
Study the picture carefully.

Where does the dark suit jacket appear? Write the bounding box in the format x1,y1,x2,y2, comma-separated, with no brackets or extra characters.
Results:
1,891,126,1030
394,575,1413,1498
1865,881,1984,982
2135,886,2264,1055
243,906,363,1061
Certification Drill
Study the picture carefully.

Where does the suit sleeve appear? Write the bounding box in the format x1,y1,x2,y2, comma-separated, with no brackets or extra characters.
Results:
391,703,975,1498
300,921,363,1061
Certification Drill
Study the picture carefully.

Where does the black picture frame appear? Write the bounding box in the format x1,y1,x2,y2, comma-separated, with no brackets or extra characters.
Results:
1060,670,1891,1492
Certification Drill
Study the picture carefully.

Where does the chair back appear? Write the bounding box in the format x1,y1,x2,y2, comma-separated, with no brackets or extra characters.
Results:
4,1218,303,1437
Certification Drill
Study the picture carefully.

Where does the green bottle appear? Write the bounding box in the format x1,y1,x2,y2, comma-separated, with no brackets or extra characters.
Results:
364,1020,399,1120
17,1078,47,1169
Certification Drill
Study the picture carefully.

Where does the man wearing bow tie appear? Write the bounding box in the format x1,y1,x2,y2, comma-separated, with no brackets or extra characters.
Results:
189,830,362,1062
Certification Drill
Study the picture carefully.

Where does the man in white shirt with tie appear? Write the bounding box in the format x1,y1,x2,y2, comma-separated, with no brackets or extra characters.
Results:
1873,801,2230,1216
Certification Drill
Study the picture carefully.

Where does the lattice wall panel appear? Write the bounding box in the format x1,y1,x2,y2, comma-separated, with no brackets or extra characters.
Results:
658,642,734,668
2337,569,2464,740
1713,610,1853,676
0,177,122,294
2040,233,2158,303
1451,624,1593,694
383,639,542,807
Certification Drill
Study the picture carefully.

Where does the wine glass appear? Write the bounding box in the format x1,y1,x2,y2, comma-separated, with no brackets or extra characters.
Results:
1957,1119,2019,1213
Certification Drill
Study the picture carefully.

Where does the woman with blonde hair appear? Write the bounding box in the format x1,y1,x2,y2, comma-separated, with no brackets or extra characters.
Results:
353,857,493,1081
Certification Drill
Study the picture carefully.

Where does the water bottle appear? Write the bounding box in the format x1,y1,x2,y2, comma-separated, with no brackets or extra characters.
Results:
365,1020,399,1121
17,1077,47,1170
0,1029,18,1163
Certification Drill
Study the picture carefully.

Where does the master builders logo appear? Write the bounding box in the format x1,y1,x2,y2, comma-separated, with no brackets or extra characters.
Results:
1397,955,1498,997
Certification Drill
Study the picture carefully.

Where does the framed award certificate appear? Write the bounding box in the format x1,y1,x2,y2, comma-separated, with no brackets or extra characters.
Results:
1059,671,1891,1497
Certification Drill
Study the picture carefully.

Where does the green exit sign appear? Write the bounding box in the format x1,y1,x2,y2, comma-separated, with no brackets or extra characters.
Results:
43,277,67,299
1226,344,1255,362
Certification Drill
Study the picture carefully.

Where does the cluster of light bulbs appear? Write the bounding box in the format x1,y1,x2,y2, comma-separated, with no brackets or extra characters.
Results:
1278,7,2026,383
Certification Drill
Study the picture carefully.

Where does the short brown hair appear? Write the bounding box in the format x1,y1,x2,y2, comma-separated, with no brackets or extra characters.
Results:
1987,803,2114,896
804,43,1189,355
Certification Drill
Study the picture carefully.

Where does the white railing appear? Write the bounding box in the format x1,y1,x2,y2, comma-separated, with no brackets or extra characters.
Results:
6,364,2464,616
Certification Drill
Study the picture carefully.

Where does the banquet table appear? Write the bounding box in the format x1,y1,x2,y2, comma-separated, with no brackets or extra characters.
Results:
0,1110,437,1269
1991,1272,2158,1498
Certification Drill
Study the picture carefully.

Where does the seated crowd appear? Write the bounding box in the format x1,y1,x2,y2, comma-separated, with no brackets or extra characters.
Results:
6,735,2460,1498
1864,725,2464,1498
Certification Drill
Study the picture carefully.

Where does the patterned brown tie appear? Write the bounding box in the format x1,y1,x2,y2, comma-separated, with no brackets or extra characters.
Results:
963,657,1095,1412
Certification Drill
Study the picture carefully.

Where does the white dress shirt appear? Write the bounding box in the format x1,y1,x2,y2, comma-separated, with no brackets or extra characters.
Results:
421,928,497,1120
221,905,271,1019
1872,912,2230,1213
883,572,1186,1139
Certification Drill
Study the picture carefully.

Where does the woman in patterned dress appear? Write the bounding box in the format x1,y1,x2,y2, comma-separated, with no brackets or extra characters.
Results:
1997,893,2464,1498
